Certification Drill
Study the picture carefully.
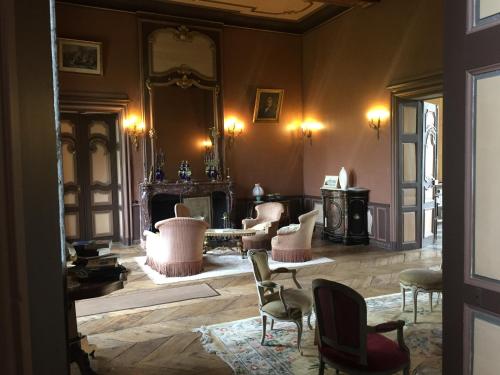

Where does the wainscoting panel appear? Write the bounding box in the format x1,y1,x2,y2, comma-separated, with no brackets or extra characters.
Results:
368,202,391,249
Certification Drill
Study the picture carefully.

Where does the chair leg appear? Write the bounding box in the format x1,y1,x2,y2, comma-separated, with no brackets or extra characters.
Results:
307,313,313,330
318,358,325,375
401,285,406,312
270,319,274,330
403,365,410,375
295,320,303,352
413,289,418,323
261,315,267,345
429,292,433,312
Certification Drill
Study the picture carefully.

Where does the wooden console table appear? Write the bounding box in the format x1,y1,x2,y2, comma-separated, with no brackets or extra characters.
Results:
67,278,124,374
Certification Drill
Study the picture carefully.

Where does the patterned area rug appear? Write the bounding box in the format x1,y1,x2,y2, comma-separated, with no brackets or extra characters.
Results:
197,293,442,374
134,250,334,285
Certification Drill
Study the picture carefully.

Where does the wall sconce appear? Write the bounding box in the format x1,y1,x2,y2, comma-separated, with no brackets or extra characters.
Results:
367,107,389,140
301,120,323,145
123,115,146,150
224,116,244,148
201,138,213,152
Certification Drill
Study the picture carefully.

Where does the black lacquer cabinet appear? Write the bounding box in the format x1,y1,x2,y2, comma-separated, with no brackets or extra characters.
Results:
321,187,369,245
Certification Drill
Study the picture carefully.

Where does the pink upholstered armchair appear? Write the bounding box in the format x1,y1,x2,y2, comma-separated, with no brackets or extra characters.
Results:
271,209,319,262
143,217,208,277
242,202,284,237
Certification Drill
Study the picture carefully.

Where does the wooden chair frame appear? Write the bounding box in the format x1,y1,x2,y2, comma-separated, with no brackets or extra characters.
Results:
313,279,410,375
248,249,313,352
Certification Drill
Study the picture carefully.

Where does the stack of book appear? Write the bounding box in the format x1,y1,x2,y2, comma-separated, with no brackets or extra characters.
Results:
73,240,112,257
69,240,127,282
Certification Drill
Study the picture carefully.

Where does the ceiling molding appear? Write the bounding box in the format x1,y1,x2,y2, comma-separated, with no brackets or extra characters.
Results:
57,0,351,33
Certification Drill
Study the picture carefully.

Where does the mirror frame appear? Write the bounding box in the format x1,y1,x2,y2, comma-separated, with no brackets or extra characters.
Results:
145,76,221,180
140,20,224,182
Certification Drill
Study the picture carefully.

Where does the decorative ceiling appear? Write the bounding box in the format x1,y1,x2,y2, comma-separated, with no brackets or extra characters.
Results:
59,0,379,33
158,0,327,21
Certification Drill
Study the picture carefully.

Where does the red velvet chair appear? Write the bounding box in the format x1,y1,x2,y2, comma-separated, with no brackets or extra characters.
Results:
312,279,410,375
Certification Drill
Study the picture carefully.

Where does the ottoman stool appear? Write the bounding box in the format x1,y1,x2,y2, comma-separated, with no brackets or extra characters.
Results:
242,233,271,252
399,268,442,323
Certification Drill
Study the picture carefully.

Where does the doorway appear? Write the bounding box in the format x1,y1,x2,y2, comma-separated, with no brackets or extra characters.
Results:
61,112,121,242
394,94,443,250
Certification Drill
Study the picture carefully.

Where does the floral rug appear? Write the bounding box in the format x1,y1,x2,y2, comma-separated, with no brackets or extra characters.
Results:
197,293,442,374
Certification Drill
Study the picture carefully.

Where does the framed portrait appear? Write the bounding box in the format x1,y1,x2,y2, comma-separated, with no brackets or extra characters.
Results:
58,38,102,75
322,175,339,190
253,88,284,123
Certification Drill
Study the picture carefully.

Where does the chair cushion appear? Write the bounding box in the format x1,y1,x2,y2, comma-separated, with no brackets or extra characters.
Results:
261,289,312,319
320,333,409,372
251,222,270,231
399,269,442,289
277,224,300,235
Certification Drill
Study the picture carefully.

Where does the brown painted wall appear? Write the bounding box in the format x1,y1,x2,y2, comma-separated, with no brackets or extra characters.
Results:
56,4,304,204
222,27,303,198
302,0,443,203
56,4,144,201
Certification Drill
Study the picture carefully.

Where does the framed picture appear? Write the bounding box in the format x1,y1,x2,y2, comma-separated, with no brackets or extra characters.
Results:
58,38,102,75
253,88,284,123
322,175,339,190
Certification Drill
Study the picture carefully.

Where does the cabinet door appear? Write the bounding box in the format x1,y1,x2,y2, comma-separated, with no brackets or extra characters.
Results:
348,195,368,236
327,192,344,235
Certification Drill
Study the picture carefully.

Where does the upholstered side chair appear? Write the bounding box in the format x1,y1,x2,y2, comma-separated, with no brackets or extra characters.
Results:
174,203,191,217
399,268,442,323
271,209,319,262
313,279,410,375
143,217,208,277
242,202,284,251
248,249,313,352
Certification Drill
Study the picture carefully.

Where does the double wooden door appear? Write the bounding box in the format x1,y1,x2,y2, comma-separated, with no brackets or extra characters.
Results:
395,99,439,249
61,113,120,241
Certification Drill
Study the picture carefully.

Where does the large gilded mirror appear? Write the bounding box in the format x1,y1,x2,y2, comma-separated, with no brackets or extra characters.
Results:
143,23,223,181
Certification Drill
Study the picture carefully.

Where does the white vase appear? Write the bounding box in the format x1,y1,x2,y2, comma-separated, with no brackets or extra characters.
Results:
339,167,348,190
252,183,264,201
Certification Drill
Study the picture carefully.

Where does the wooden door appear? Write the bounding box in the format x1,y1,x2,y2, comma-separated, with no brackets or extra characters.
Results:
422,102,438,246
396,98,423,250
444,0,500,373
61,113,120,241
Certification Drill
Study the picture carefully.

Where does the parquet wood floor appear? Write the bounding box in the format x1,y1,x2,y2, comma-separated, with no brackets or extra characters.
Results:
72,238,441,374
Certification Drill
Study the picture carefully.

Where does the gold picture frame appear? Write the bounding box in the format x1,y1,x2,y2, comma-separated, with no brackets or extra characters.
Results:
58,38,103,75
253,88,284,123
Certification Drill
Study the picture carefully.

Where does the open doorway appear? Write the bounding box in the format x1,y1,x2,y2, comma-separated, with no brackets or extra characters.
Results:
393,92,443,251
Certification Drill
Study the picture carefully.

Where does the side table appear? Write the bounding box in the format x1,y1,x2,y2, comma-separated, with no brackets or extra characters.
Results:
67,278,124,374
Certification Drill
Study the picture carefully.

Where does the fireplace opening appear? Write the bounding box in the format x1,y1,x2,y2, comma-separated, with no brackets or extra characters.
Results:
150,194,181,231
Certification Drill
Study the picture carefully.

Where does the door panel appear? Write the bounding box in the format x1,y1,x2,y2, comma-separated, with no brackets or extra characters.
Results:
61,113,119,241
61,118,82,241
466,67,500,289
444,0,500,372
422,102,438,246
397,99,423,250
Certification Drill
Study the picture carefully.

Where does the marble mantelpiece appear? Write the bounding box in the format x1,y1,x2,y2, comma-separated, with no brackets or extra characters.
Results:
140,180,234,237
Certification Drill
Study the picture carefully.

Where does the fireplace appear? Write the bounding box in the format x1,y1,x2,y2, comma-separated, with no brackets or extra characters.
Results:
140,180,234,236
151,194,180,229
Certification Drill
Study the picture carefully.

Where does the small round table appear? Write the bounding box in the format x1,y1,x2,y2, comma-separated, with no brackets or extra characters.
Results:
204,228,257,258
